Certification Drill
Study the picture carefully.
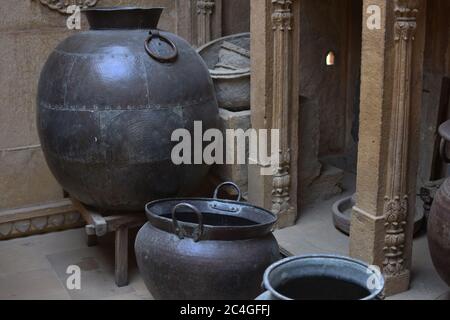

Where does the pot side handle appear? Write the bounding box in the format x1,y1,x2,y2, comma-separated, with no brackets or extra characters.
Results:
172,203,204,242
213,182,242,202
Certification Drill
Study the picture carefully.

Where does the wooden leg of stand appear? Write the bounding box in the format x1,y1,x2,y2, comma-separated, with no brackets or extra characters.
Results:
86,234,98,247
115,226,129,287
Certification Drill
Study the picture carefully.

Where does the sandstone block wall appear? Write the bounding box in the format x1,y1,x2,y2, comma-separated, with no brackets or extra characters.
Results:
0,0,179,211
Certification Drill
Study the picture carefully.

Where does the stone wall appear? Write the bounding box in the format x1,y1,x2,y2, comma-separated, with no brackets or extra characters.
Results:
418,0,450,187
222,0,250,36
0,0,178,212
1,1,68,210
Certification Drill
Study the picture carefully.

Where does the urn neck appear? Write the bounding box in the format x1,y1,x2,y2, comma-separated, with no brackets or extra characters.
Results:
84,7,163,30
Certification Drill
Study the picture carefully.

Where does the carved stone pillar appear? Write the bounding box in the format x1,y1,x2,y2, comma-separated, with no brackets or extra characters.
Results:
350,0,425,296
248,0,299,228
176,0,197,44
38,0,97,13
382,0,419,284
196,0,215,46
176,0,222,47
271,0,295,222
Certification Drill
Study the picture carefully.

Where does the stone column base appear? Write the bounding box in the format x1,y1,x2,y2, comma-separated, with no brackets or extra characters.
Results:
350,205,411,296
385,271,411,297
248,163,298,229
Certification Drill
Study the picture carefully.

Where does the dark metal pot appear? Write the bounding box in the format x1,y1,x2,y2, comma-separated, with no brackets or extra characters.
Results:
197,33,251,111
428,120,450,287
135,182,281,300
256,255,385,300
37,7,219,211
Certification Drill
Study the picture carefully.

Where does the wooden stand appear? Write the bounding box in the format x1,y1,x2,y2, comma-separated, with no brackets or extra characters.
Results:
71,198,147,287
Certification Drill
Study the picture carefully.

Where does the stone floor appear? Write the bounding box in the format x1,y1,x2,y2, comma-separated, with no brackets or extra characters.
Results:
0,175,448,300
0,227,152,300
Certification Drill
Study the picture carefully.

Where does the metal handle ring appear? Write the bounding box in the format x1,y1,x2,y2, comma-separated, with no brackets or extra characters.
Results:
440,138,450,164
213,182,242,202
145,29,178,63
172,203,204,242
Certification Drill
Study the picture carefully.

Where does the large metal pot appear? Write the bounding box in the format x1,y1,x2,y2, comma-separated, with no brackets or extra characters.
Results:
428,120,450,286
135,182,281,300
256,255,385,300
36,7,219,211
197,33,250,111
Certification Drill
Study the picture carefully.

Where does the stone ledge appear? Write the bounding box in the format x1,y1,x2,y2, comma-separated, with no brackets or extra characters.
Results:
301,164,344,207
213,108,252,195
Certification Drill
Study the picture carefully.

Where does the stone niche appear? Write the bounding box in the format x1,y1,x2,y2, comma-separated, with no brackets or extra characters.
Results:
297,0,362,207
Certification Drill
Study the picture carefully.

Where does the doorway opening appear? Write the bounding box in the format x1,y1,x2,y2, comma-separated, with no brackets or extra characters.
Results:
297,0,362,232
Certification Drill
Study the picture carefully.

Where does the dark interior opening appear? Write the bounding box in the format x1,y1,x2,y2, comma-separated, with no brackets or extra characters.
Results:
276,276,370,300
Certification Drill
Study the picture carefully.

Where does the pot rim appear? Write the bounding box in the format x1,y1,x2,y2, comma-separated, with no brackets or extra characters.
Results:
210,68,251,79
262,254,385,301
197,32,250,54
82,6,165,12
197,32,251,79
82,6,164,30
145,197,278,241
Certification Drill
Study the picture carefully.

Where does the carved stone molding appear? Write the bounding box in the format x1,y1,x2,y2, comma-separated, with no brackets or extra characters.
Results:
197,0,215,15
196,0,216,46
38,0,98,14
0,200,84,240
382,0,419,277
272,0,293,31
271,0,294,219
394,0,419,19
383,196,408,275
